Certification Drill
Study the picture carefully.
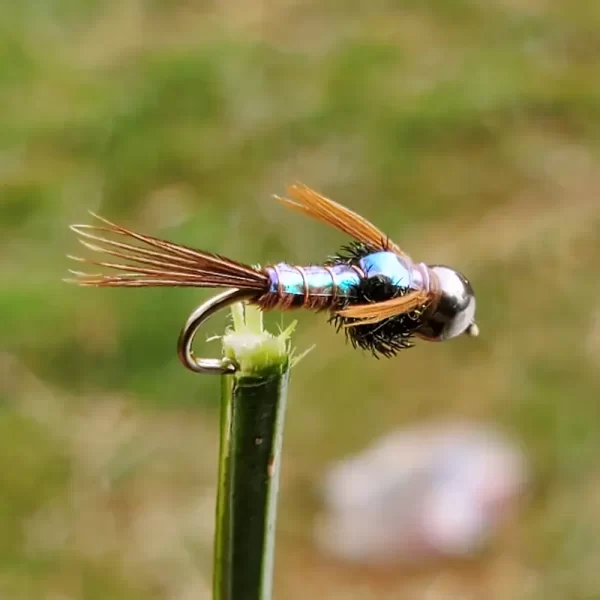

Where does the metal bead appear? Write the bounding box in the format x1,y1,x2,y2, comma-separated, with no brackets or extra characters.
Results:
419,265,477,342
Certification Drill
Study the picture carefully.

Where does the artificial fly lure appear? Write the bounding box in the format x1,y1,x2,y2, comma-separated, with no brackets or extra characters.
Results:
66,183,478,371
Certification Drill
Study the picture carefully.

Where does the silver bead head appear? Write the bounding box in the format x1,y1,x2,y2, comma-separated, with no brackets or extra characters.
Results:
419,266,478,342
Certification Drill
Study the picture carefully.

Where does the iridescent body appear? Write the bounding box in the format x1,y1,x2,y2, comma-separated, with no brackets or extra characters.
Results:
265,252,431,307
266,263,362,301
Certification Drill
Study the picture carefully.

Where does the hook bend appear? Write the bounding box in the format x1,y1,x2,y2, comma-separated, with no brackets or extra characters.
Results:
177,288,257,374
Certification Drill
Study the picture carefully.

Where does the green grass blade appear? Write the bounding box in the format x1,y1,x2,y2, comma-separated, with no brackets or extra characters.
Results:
213,303,294,600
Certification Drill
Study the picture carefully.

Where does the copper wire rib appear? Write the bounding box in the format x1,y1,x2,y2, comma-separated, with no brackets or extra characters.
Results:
257,264,337,312
296,265,310,306
323,265,338,304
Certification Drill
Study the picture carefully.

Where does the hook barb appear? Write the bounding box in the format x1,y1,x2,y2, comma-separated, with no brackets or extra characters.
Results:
177,288,258,374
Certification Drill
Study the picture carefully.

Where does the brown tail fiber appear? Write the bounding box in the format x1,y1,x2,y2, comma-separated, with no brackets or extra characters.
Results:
66,213,269,291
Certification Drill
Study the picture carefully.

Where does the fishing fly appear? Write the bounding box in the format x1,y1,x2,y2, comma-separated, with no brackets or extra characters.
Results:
67,183,478,372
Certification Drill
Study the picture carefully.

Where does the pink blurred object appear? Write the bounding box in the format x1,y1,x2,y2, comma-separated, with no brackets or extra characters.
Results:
314,421,529,565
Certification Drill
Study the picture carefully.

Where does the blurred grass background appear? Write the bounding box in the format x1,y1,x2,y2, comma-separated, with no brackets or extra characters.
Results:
1,0,600,598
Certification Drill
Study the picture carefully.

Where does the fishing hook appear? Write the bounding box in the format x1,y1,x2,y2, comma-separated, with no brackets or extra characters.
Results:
177,288,258,374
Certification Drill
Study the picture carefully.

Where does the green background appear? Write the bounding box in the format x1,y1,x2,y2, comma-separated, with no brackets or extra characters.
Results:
1,1,599,598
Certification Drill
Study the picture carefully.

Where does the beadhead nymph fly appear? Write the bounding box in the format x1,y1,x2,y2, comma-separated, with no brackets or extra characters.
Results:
66,183,478,372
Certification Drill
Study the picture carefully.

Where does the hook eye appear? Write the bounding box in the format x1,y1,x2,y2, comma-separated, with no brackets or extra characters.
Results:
177,288,258,374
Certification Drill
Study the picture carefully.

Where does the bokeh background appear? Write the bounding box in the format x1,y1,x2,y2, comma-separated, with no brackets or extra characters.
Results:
2,1,600,598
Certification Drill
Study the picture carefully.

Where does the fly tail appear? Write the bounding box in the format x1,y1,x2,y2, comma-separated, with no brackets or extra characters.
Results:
65,213,269,292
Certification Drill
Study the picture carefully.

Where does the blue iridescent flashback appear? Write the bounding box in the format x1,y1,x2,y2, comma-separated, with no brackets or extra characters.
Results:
358,252,412,288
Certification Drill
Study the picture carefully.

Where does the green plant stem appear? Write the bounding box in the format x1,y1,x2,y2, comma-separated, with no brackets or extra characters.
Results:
213,303,294,600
